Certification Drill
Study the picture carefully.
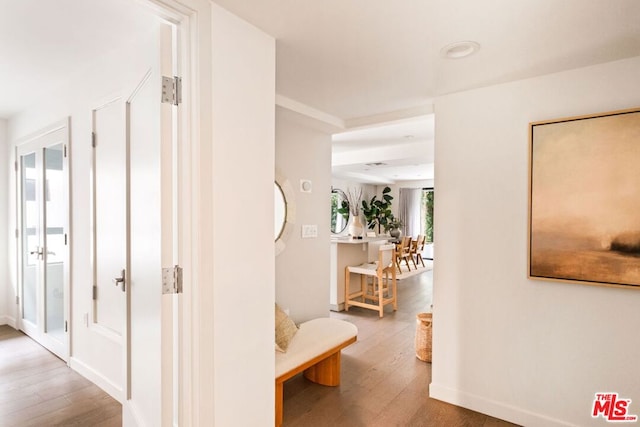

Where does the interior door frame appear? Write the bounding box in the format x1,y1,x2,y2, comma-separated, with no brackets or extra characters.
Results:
14,118,71,362
127,1,196,425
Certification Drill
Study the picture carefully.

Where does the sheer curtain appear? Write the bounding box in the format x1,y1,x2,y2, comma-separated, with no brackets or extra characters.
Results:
398,188,422,238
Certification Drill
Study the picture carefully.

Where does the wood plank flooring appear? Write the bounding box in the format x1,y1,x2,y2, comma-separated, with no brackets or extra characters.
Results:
2,265,518,426
0,325,121,426
282,268,520,427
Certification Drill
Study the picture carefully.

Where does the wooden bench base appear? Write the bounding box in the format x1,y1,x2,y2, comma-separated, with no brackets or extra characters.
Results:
303,350,341,386
275,336,356,426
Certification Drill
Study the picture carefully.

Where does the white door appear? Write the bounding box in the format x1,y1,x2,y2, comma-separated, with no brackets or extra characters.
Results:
92,99,127,338
125,26,174,426
16,120,71,362
90,21,178,426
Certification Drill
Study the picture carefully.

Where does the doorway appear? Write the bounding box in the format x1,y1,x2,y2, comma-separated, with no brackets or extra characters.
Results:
16,120,70,362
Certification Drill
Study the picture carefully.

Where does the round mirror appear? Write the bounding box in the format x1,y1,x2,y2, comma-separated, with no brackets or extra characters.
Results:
274,183,286,240
275,172,295,256
330,188,350,234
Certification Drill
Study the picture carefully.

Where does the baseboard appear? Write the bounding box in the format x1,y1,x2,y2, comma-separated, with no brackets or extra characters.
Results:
69,357,123,403
0,315,17,328
122,401,145,427
329,303,344,312
429,382,577,427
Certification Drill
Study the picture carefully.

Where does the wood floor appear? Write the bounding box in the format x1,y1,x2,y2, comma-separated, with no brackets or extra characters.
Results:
0,325,121,426
282,268,520,427
1,266,518,427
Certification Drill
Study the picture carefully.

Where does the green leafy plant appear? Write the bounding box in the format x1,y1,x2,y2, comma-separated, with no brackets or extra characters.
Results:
385,215,403,232
422,190,434,242
336,199,350,221
362,186,393,233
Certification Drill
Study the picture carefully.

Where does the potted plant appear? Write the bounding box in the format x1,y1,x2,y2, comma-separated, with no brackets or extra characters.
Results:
362,186,393,234
386,216,404,238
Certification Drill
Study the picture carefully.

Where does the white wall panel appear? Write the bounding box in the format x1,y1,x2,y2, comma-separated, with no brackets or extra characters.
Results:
276,107,332,323
431,56,640,426
211,4,276,425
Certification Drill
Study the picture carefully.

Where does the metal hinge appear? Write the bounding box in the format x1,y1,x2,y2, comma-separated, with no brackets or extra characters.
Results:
92,285,97,300
162,76,182,106
65,321,68,332
91,132,96,148
16,296,19,305
14,161,18,172
64,233,68,245
15,229,18,239
162,265,183,294
64,144,67,158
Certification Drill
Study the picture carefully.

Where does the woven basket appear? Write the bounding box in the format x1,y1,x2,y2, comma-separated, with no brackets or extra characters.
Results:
415,313,432,362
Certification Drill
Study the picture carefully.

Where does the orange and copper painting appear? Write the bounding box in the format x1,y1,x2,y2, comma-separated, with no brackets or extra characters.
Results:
529,108,640,288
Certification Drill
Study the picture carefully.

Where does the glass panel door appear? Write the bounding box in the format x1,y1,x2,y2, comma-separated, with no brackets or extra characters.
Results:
20,152,39,327
44,144,65,344
16,122,69,362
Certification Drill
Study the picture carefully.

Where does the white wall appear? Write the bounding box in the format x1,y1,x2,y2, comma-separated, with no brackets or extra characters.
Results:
431,56,640,426
210,4,276,425
276,107,331,322
0,119,8,325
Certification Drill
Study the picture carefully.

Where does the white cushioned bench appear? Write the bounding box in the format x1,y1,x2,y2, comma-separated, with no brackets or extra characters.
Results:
275,318,357,426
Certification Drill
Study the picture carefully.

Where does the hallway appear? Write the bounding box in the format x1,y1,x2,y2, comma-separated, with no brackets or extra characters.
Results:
0,325,121,426
282,269,519,426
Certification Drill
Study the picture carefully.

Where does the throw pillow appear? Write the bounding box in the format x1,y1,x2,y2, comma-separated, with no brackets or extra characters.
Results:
275,303,298,352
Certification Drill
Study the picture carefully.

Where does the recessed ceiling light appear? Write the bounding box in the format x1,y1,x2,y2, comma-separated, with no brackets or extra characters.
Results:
440,41,480,59
404,135,414,139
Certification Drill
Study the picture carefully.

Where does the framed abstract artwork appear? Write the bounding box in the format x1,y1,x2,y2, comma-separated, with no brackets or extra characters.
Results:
528,108,640,289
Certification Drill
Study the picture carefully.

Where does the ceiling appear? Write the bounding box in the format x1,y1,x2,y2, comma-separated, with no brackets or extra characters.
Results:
332,116,434,184
213,0,640,121
3,0,640,183
213,0,640,184
0,0,156,119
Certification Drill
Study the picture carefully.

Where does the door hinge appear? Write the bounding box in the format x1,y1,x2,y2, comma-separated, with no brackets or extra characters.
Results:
65,321,68,332
63,144,67,158
14,161,18,172
16,296,19,305
92,285,97,300
91,132,96,148
162,265,183,294
162,76,182,106
64,233,68,245
15,229,19,239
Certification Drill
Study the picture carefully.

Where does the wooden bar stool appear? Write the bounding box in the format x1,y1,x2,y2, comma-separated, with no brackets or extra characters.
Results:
344,244,397,317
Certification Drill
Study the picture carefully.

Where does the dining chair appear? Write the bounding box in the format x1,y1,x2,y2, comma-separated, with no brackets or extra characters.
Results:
396,236,415,273
411,235,426,267
344,244,397,317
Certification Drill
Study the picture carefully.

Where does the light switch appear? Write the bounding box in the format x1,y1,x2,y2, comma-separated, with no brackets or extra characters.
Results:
302,224,318,238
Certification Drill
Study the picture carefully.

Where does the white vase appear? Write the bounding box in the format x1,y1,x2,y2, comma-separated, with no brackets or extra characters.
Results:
348,215,364,237
389,228,402,239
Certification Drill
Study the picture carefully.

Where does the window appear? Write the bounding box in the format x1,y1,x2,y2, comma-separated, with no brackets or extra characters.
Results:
421,188,434,243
